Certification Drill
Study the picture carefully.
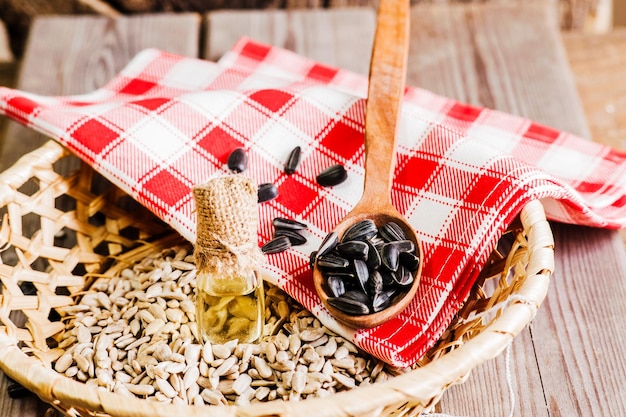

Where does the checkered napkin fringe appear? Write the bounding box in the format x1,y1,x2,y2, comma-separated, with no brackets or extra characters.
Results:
1,38,625,367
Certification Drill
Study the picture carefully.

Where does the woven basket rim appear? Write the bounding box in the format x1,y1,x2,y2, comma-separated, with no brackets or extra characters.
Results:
0,141,554,417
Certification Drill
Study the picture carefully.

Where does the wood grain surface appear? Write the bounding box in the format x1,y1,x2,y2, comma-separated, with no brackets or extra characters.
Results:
407,2,591,138
0,13,200,171
563,28,626,151
1,3,626,416
615,0,626,26
0,19,12,62
205,8,376,75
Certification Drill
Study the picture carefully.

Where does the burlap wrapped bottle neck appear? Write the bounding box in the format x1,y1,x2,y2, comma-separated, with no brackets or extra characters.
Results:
193,175,265,277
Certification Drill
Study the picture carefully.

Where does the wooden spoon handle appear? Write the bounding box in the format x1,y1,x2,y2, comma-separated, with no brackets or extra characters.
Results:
359,0,409,212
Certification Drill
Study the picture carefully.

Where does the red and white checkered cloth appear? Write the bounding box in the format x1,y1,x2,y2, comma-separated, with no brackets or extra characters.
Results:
2,38,626,366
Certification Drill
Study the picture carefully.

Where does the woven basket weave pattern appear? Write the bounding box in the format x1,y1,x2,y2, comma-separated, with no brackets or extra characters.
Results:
0,140,553,417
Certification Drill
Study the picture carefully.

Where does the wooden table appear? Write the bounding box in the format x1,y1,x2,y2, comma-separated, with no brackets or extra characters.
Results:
1,3,626,416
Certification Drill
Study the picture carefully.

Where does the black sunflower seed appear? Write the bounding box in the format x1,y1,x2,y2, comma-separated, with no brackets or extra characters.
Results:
394,265,414,286
261,235,291,254
326,272,355,279
365,240,382,270
274,229,307,246
316,164,347,187
372,238,385,251
342,290,371,304
399,251,420,271
381,243,400,272
258,183,278,203
387,239,415,253
227,147,248,173
380,221,406,242
7,379,30,399
272,217,308,231
284,146,302,174
327,296,370,315
353,259,369,293
342,219,377,242
327,272,358,291
372,289,398,313
309,251,318,269
379,269,396,287
368,270,384,296
317,232,338,258
317,253,350,269
337,240,369,260
327,275,346,297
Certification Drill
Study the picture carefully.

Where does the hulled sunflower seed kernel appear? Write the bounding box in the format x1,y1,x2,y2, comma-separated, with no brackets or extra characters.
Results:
232,373,252,395
54,353,73,373
125,383,155,397
52,243,409,406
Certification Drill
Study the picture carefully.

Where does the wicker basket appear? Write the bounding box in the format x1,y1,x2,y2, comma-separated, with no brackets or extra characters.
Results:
0,140,554,417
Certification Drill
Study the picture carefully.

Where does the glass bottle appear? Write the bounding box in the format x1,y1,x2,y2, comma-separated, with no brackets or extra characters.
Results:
193,176,265,344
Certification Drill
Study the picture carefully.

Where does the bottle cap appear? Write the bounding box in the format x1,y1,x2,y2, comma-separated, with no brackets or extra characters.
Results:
193,175,264,277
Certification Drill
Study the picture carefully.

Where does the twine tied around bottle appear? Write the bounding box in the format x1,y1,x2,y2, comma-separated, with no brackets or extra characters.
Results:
193,175,265,278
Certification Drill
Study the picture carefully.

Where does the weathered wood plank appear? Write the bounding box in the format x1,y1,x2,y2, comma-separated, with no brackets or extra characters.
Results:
0,20,13,62
0,13,201,171
205,8,376,76
407,2,590,138
536,225,626,415
0,62,16,97
563,28,626,151
429,328,548,416
328,0,599,31
614,0,626,26
549,26,626,415
0,378,49,417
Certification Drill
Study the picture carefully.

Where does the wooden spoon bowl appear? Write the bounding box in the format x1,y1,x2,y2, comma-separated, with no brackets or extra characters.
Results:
313,212,423,329
313,0,422,329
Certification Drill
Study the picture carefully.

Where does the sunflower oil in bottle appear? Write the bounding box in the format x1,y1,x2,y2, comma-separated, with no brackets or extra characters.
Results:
196,269,264,344
193,175,265,345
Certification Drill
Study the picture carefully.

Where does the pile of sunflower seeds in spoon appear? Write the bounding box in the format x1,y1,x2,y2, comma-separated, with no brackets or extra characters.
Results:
52,244,410,406
314,219,420,315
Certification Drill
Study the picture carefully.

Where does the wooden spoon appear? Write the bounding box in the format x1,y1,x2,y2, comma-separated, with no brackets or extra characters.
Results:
313,0,423,328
